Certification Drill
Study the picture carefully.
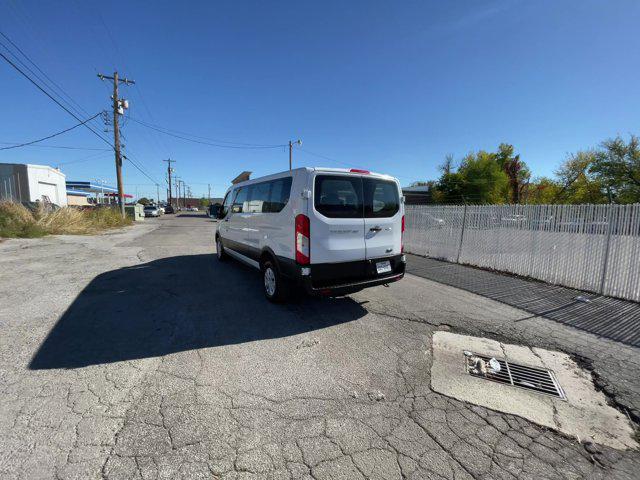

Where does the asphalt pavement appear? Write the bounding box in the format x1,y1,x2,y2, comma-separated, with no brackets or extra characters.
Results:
0,213,638,479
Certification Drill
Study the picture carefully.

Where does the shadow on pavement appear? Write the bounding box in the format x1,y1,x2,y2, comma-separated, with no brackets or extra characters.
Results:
29,254,366,370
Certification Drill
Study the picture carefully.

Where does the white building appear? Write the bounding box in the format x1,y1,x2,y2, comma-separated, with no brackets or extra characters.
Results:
0,163,68,207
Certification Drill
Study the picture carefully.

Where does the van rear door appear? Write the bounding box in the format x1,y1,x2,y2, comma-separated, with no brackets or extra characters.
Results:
363,177,402,259
311,174,366,263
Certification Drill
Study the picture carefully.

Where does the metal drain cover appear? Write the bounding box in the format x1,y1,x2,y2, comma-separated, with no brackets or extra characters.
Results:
431,332,637,449
465,353,566,400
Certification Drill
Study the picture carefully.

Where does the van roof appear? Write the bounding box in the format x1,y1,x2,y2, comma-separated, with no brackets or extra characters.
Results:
227,167,398,190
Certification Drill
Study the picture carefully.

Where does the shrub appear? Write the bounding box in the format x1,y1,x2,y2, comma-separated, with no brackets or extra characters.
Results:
0,202,132,238
0,201,47,238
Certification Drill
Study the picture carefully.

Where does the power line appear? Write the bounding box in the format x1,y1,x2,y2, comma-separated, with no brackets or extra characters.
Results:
0,48,115,150
122,154,160,185
0,31,97,124
132,85,172,155
0,112,102,150
127,117,286,149
0,142,110,151
0,30,161,190
56,150,112,167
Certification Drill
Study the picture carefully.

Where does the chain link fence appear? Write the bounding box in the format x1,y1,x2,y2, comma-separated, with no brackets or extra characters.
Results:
404,204,640,302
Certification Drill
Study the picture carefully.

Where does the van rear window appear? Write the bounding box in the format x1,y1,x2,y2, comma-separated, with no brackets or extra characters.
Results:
314,176,363,218
314,175,400,218
365,179,399,218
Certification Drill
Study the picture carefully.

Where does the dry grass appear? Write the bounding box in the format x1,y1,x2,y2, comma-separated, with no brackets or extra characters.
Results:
0,201,132,238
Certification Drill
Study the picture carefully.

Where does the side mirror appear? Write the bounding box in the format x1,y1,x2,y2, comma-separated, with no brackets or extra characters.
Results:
217,208,226,219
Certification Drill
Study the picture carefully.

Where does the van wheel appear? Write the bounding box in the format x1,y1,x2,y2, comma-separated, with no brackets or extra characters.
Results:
262,259,287,302
216,237,227,261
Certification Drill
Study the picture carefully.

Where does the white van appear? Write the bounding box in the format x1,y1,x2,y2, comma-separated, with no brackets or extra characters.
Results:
215,167,406,301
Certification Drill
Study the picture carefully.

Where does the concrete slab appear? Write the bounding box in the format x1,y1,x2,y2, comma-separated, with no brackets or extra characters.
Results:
431,331,638,450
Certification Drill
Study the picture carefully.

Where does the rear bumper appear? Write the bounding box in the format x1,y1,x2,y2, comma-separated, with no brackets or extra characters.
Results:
303,271,404,296
280,254,406,296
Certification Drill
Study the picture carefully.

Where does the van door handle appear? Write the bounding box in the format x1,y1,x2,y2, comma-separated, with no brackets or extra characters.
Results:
369,226,382,232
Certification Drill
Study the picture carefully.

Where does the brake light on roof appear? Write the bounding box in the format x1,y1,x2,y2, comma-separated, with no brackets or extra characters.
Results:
349,168,370,174
295,214,310,265
401,215,405,253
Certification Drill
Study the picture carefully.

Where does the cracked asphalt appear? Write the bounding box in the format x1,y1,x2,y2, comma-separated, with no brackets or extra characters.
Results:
1,213,639,479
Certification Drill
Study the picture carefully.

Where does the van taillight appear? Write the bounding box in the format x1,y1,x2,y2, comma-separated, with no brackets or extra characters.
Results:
401,215,405,253
295,214,310,265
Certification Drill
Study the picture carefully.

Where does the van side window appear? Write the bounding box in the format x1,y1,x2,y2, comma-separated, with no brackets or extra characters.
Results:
267,177,293,213
314,175,363,218
231,187,248,213
247,182,270,213
364,179,399,218
220,191,233,217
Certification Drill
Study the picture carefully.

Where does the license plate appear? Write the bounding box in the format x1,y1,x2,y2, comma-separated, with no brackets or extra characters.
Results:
376,260,392,274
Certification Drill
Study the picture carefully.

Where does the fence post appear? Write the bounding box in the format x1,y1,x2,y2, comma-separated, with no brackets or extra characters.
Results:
16,171,22,201
599,204,615,295
456,203,468,263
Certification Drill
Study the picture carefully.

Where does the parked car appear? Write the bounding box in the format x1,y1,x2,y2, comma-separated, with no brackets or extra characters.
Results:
190,207,199,212
143,205,161,217
215,167,406,302
208,204,221,219
164,205,175,214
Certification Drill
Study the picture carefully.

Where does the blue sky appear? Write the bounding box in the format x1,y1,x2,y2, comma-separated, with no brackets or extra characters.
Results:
1,0,638,200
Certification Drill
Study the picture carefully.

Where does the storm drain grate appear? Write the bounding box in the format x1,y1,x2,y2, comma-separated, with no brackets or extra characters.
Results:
465,353,566,400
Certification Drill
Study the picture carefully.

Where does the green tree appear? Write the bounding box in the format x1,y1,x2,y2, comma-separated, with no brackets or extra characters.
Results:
495,143,530,203
526,177,562,204
553,151,607,204
434,171,465,203
590,135,640,203
200,197,211,209
457,151,509,203
440,154,454,175
137,197,151,205
434,151,509,204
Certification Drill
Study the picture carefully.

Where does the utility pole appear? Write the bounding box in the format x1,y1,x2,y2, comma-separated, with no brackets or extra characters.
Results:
182,181,187,208
174,177,181,210
156,184,160,204
288,139,302,170
163,158,175,206
208,184,211,204
98,71,134,217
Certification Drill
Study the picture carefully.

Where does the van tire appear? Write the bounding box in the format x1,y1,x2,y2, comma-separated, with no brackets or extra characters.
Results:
262,259,287,302
216,236,227,261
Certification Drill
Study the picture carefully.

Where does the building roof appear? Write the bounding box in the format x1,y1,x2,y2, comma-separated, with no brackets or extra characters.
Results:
66,189,91,197
402,185,431,193
0,162,65,176
231,171,252,184
65,181,118,194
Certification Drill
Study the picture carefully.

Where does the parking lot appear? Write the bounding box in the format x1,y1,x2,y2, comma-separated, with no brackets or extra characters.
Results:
1,213,639,479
